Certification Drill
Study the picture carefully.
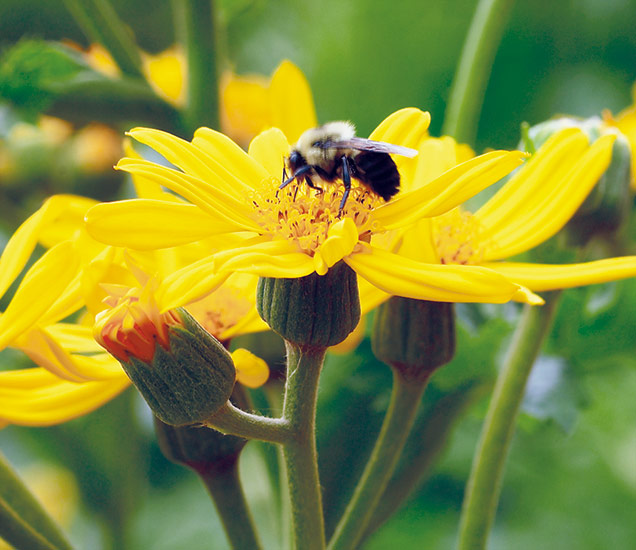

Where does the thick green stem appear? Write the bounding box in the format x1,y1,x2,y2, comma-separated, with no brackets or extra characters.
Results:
442,0,516,144
173,0,220,133
328,370,429,550
201,460,263,550
457,292,561,550
61,0,144,78
205,401,292,444
282,343,327,550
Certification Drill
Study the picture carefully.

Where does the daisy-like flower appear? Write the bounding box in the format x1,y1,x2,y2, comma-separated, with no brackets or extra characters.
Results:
85,108,539,306
364,126,636,302
0,196,269,427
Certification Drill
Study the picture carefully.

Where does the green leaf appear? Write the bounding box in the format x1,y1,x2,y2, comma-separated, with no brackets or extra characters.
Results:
0,452,74,550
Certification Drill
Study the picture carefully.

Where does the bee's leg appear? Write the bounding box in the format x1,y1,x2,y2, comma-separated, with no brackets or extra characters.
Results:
338,156,352,213
304,176,323,194
280,165,312,190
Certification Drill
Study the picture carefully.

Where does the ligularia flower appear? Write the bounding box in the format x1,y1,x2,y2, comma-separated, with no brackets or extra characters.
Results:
86,108,538,305
362,127,636,303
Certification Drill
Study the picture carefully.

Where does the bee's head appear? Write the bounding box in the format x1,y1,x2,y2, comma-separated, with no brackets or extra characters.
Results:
286,149,306,173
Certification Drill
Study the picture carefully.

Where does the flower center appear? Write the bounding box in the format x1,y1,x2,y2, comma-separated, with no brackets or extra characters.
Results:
433,209,485,265
252,178,380,255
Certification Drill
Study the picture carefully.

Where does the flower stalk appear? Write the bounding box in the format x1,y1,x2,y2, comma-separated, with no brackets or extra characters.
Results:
457,291,562,550
61,0,144,78
442,0,516,143
282,342,327,550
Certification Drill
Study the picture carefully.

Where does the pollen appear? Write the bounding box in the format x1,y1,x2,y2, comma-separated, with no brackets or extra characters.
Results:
251,178,380,255
434,209,486,265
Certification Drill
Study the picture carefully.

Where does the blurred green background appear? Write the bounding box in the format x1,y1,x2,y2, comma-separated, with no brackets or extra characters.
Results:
1,1,636,549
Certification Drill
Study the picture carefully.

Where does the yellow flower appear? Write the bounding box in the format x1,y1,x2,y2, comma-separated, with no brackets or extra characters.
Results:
0,196,268,426
366,127,636,300
84,43,315,145
86,108,536,305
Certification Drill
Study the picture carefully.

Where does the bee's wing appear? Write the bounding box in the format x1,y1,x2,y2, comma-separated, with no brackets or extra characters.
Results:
324,137,418,158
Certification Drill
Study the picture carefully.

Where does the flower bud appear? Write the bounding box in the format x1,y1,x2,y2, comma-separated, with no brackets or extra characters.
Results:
154,385,251,475
95,291,236,426
257,260,360,348
372,297,455,383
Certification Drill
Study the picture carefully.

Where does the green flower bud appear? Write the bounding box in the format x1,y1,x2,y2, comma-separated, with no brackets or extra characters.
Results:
257,260,360,348
96,298,236,426
154,386,251,475
372,297,455,382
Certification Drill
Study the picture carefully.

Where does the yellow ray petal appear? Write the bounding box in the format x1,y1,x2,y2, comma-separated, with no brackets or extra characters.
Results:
115,160,261,231
213,238,301,270
357,276,391,314
85,199,241,249
0,373,129,426
268,60,318,143
16,328,124,382
214,240,315,278
368,108,431,147
374,151,526,230
346,245,530,304
479,133,616,260
248,127,290,181
157,264,230,311
0,242,79,350
483,257,636,291
220,71,269,145
230,348,270,388
44,323,105,352
314,218,359,274
192,126,271,188
128,127,257,198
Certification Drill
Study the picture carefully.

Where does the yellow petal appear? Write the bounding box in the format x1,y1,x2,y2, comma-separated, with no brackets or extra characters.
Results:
85,199,241,249
346,245,529,303
16,328,123,382
483,257,636,291
374,151,526,230
0,242,79,350
231,348,270,388
357,276,391,314
268,60,318,143
248,127,290,181
477,131,616,260
368,108,431,146
156,264,230,311
214,240,315,278
115,160,261,231
315,218,359,272
220,71,270,145
128,127,257,198
192,126,271,188
0,371,129,426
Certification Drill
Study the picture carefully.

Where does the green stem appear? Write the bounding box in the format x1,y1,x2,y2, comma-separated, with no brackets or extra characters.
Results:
205,401,292,444
282,343,327,550
328,370,429,550
173,0,220,133
457,292,561,550
442,0,516,143
201,460,263,550
362,384,483,542
61,0,144,78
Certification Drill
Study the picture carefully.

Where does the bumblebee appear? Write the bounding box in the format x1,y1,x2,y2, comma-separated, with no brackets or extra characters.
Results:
280,121,417,211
